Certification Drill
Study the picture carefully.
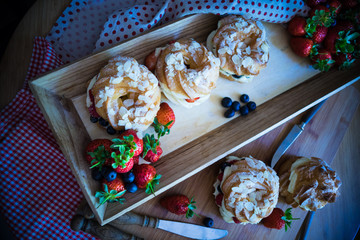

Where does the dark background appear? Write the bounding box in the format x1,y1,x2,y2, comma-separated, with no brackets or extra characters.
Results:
0,1,36,239
0,0,36,59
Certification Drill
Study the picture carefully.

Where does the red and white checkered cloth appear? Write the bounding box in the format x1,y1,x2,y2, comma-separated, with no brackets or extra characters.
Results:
0,0,309,239
0,37,95,239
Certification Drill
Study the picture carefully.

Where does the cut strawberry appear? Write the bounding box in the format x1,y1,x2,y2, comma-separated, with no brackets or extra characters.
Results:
185,97,200,103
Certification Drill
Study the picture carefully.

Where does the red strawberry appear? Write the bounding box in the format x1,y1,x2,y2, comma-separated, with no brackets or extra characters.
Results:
88,90,101,118
311,49,335,71
142,134,163,163
160,194,197,218
262,208,299,231
306,0,326,8
85,139,113,168
288,16,307,36
312,26,328,43
215,193,223,206
133,164,161,194
95,177,126,207
185,97,200,103
290,37,314,57
324,27,341,53
154,102,175,138
232,217,241,224
145,50,158,72
328,0,342,15
118,129,143,157
333,53,355,69
325,27,359,54
113,156,134,173
133,155,139,165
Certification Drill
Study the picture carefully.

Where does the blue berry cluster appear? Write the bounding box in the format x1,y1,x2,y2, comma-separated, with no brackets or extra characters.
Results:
91,167,138,193
221,94,256,118
91,166,117,182
89,116,119,135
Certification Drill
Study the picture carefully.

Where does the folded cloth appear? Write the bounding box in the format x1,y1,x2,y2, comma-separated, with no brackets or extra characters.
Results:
0,37,95,240
47,0,308,63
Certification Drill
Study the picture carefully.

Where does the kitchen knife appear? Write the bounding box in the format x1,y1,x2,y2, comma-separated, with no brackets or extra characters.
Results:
270,100,326,168
109,211,228,240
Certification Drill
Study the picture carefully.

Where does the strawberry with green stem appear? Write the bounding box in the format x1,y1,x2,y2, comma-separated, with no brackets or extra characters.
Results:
262,208,299,231
335,30,360,54
112,130,143,157
311,48,335,71
86,139,112,169
160,194,198,219
95,179,126,208
142,134,163,163
333,53,355,69
133,164,161,194
153,102,175,139
110,148,134,173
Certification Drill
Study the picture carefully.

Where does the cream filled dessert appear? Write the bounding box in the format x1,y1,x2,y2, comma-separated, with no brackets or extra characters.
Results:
278,157,341,211
214,156,279,224
86,56,161,132
155,38,220,108
206,15,269,83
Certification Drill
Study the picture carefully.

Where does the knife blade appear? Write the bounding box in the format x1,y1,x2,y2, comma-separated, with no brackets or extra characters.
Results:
157,219,228,239
109,212,228,240
270,100,326,168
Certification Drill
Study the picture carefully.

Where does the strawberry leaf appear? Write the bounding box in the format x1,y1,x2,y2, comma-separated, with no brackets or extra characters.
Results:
281,208,300,232
145,174,162,195
88,145,111,169
142,134,160,158
95,184,126,208
153,118,172,139
336,31,360,54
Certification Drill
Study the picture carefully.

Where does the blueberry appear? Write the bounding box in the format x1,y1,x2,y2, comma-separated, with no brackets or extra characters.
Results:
106,126,117,135
122,172,135,183
232,74,243,79
221,97,232,108
331,19,337,27
125,182,138,193
103,168,117,182
247,101,257,111
224,108,235,118
91,168,103,181
99,117,109,127
203,217,214,228
220,162,231,172
240,94,250,103
239,106,249,116
101,166,112,177
90,116,99,123
231,101,241,111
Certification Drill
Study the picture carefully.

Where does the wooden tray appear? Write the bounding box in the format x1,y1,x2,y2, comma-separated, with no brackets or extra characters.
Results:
29,14,360,225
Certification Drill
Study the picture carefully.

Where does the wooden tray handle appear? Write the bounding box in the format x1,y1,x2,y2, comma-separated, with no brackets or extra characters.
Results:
71,214,143,240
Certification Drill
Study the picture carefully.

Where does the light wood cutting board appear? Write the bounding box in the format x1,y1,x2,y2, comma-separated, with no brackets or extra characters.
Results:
109,84,360,239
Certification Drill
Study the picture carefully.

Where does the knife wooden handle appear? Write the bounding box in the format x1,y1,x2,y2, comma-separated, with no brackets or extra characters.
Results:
71,214,143,240
110,212,159,229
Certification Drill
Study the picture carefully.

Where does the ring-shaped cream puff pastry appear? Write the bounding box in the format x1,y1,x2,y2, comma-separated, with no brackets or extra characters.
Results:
207,15,270,83
155,38,220,108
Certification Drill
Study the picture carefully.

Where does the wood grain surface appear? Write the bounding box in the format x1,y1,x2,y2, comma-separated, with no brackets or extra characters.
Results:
29,12,360,225
110,85,359,240
1,1,360,239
